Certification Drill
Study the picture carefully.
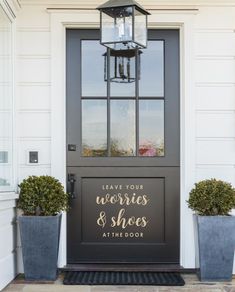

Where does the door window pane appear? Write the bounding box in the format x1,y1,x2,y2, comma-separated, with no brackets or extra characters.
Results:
139,100,164,156
0,7,13,191
111,100,135,156
82,100,107,156
82,40,107,97
139,41,164,97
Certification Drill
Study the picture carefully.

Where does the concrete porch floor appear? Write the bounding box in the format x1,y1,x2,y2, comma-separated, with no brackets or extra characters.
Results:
2,274,235,292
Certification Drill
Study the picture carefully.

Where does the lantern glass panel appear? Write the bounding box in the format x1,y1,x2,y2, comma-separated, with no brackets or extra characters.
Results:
134,7,147,48
101,11,116,45
101,6,136,50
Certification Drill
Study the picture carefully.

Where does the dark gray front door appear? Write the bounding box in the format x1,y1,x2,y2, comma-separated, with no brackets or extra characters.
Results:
66,29,180,264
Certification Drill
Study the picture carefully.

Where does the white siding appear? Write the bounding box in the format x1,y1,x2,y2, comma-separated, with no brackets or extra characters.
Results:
16,5,51,190
17,31,50,56
196,85,235,111
15,2,235,273
194,7,235,274
196,111,235,138
195,31,235,56
194,7,235,184
18,85,51,110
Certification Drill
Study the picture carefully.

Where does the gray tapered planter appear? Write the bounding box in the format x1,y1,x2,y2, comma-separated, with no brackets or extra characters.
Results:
19,214,61,281
195,215,235,281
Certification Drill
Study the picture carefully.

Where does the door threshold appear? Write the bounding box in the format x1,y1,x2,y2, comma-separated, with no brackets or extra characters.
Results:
60,264,195,273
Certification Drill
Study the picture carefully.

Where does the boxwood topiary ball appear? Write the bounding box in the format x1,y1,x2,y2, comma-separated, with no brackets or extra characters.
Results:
18,175,69,216
187,179,235,216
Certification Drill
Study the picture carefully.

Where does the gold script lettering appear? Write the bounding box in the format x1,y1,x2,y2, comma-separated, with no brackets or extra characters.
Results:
97,211,107,228
111,208,148,229
96,193,150,206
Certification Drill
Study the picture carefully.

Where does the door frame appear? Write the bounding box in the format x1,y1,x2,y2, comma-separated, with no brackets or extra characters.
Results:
49,8,198,269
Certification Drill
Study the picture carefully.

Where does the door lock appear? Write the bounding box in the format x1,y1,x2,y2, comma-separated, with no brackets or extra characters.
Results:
68,173,76,199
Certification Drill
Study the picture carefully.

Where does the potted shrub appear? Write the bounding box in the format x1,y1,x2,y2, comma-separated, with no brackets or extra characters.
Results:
188,179,235,281
18,175,69,281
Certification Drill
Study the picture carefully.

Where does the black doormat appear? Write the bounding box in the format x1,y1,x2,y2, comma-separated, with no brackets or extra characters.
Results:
63,271,185,286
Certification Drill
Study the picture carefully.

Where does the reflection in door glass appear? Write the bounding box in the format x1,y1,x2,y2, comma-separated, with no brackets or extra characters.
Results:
139,41,164,97
139,100,164,156
111,100,135,156
82,41,107,97
82,100,107,156
110,55,136,97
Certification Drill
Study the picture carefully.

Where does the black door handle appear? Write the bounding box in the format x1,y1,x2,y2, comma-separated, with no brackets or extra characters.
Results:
68,173,76,199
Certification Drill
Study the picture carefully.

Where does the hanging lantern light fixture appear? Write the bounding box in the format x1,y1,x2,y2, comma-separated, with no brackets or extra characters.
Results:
103,49,142,83
97,0,150,51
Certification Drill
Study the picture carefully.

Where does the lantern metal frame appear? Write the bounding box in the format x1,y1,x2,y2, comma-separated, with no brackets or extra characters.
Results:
97,0,150,51
103,49,142,83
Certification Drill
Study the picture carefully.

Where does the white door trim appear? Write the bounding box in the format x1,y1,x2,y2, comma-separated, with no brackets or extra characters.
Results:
50,9,197,268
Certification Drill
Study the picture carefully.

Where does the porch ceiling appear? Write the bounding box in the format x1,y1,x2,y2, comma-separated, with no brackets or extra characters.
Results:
17,0,235,7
